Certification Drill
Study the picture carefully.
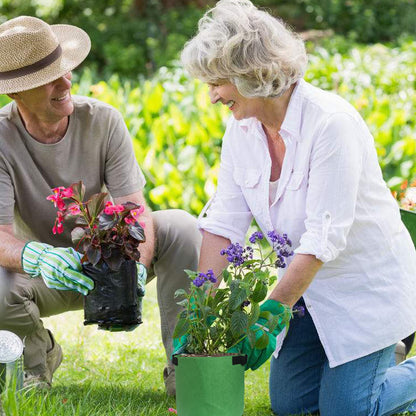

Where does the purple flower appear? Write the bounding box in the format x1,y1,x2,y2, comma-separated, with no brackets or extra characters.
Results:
266,230,294,267
220,243,245,266
192,270,217,287
292,305,305,317
206,269,217,283
249,231,264,243
275,254,286,268
192,276,205,287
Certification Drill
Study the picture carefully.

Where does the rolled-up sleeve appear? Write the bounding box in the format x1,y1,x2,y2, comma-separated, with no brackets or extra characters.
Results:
198,124,252,245
295,112,364,262
0,156,14,224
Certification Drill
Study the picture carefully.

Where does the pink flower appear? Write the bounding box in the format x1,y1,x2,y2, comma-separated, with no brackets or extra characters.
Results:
61,187,74,198
103,201,125,215
168,409,177,414
46,193,66,211
68,204,81,215
130,206,145,218
124,216,136,225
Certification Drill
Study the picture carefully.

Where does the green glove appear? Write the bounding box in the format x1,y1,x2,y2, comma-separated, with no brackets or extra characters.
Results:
172,312,216,357
22,241,94,296
228,299,291,371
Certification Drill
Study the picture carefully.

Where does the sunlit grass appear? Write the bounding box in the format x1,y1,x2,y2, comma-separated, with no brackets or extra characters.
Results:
1,280,415,415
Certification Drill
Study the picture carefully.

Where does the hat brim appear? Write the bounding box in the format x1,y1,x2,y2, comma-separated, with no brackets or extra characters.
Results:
0,24,91,94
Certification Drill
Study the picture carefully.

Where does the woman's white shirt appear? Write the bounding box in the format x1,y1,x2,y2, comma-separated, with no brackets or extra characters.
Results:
198,79,416,367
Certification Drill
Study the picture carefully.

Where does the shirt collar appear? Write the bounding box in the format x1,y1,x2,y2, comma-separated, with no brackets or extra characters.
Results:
237,79,305,141
280,79,304,142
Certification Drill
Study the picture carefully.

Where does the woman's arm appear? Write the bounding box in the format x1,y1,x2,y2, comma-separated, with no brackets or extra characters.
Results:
198,230,230,286
269,253,323,307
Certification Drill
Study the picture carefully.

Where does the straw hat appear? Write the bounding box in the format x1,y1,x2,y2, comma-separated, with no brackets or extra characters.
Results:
0,16,91,94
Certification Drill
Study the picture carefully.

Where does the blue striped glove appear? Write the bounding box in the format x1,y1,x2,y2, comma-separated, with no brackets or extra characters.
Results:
137,262,147,297
22,241,94,295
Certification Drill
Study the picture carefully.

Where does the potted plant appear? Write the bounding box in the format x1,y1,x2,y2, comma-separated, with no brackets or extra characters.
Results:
172,230,294,416
47,181,146,331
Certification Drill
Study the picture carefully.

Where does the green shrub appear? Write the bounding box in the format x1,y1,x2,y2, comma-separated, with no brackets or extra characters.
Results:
1,38,414,214
70,38,416,213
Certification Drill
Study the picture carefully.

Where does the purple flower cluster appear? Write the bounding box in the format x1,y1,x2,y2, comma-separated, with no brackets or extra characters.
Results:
220,243,253,266
192,269,217,287
249,231,264,243
267,231,294,269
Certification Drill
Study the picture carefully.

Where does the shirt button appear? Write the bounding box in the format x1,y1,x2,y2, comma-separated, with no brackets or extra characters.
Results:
245,180,249,185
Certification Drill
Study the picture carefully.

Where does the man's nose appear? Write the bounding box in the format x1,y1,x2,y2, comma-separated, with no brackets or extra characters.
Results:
54,72,72,88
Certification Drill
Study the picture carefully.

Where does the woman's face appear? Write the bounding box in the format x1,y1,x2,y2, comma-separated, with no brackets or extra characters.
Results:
208,81,263,121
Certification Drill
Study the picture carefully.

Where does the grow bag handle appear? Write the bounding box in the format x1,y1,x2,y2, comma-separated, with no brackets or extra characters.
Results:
172,354,247,366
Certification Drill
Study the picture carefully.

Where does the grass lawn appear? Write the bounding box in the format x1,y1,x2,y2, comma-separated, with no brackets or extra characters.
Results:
1,280,415,416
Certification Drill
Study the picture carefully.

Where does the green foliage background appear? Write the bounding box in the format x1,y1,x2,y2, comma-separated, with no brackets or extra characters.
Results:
1,0,415,78
80,38,416,214
1,37,414,215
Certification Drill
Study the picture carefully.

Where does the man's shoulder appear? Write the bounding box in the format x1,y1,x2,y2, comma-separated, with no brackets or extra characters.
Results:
0,101,14,123
72,95,122,119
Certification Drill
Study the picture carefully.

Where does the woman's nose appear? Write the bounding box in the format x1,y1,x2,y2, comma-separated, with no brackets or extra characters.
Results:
208,86,220,104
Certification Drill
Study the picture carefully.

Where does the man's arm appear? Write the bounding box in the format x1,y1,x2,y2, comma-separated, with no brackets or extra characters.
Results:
114,190,155,269
0,224,26,273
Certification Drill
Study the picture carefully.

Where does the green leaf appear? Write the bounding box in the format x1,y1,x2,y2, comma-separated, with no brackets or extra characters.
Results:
248,302,260,327
173,318,190,339
231,310,248,337
229,288,247,310
222,269,231,283
266,314,280,334
70,180,85,202
86,192,107,218
174,288,187,298
176,298,189,307
248,328,257,348
71,227,86,246
250,281,268,303
254,332,269,349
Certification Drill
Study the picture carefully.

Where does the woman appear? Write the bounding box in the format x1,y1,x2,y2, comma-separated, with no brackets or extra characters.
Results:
180,1,416,415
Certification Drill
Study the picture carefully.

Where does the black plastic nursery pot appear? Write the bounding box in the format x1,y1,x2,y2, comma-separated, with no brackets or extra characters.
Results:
83,259,142,331
173,354,247,416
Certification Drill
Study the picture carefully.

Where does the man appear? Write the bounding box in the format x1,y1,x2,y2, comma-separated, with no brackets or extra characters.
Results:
0,16,201,396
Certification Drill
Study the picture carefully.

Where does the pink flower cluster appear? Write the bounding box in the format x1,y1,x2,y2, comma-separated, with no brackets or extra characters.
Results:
47,186,146,235
46,186,74,234
46,186,73,211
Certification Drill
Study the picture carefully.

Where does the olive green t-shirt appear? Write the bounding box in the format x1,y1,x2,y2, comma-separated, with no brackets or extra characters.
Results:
0,96,145,247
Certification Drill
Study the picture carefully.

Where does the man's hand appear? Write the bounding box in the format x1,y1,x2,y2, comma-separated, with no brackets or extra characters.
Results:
228,299,291,371
22,241,94,295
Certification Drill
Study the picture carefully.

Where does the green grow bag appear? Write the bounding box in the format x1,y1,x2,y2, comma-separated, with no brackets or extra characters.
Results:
173,354,247,416
400,208,416,247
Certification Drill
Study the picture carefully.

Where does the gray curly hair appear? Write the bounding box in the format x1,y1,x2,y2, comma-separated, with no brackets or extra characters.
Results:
181,0,307,98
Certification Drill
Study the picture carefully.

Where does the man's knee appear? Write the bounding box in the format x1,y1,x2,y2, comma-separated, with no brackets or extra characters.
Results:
152,209,202,250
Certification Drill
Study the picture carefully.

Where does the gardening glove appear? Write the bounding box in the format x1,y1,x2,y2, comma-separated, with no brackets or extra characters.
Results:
137,262,147,297
22,241,94,296
228,299,291,371
172,313,216,357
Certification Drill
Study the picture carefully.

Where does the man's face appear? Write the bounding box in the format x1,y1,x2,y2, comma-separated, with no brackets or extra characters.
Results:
13,72,74,124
